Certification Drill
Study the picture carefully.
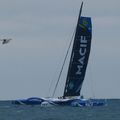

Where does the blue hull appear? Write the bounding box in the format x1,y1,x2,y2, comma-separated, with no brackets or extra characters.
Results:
12,97,106,107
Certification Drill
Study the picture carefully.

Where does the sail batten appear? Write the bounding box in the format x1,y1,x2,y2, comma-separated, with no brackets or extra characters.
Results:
63,14,92,97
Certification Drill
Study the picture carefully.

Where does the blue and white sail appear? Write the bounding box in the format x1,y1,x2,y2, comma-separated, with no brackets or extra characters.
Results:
63,15,92,97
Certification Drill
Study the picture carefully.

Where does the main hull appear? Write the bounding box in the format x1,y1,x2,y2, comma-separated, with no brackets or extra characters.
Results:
12,97,106,107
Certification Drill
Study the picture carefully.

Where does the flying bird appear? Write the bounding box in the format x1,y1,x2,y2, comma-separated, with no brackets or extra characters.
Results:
0,38,12,44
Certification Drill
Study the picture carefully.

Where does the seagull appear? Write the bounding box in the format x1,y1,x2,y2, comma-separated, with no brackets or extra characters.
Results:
0,38,12,44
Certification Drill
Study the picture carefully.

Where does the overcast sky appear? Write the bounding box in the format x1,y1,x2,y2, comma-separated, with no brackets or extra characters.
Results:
0,0,120,100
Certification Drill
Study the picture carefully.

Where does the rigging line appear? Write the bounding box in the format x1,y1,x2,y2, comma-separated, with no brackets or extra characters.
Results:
52,28,76,98
47,30,75,98
47,72,55,97
52,2,83,97
89,51,95,98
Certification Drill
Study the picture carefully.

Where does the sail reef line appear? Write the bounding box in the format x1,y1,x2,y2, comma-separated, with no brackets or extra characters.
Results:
63,16,92,97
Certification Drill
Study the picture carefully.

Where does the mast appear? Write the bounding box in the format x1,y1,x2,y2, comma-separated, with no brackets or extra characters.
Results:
78,2,83,26
52,2,83,98
63,2,92,97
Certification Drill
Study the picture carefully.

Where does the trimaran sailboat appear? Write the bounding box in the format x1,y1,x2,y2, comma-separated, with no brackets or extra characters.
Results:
12,2,106,106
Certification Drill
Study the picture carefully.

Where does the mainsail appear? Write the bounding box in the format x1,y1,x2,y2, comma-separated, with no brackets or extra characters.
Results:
63,8,92,97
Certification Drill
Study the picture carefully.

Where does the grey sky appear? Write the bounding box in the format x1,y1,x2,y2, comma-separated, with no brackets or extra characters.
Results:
0,0,120,100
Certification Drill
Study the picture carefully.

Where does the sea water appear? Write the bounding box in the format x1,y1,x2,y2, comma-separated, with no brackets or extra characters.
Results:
0,99,120,120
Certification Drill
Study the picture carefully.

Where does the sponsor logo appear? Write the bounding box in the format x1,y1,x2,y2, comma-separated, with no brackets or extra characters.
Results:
82,18,88,27
76,36,87,75
79,18,88,30
79,18,91,32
